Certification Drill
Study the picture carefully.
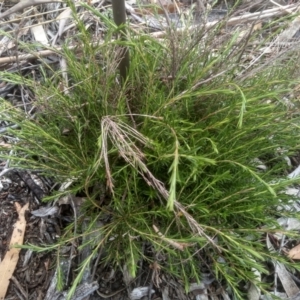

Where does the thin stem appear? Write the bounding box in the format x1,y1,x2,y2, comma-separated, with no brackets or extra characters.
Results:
111,0,130,83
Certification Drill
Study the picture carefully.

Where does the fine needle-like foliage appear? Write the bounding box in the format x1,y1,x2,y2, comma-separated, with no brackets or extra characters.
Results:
1,3,300,299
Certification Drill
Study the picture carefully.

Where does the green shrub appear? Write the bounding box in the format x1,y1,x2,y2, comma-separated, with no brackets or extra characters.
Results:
1,5,300,299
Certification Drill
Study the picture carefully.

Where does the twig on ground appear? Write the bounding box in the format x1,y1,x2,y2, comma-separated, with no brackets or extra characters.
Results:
0,3,298,66
152,3,300,37
0,0,63,19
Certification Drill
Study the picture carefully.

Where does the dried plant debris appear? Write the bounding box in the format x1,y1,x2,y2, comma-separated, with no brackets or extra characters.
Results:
0,202,28,300
0,0,299,65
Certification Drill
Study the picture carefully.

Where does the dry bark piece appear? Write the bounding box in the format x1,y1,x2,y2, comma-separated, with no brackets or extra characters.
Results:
275,262,300,298
0,202,29,300
288,243,300,259
16,171,45,201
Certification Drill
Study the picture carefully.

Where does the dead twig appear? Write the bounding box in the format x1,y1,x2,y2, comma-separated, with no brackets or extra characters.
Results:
151,3,300,38
0,4,299,65
0,48,63,65
0,0,63,19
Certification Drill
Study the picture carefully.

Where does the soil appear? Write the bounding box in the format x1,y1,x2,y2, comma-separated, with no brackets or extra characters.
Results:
0,171,54,300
